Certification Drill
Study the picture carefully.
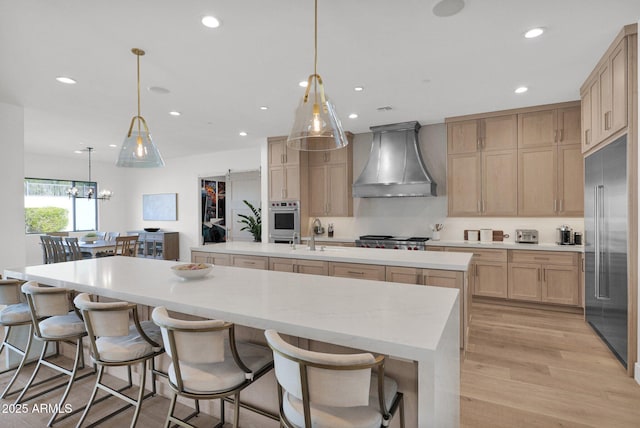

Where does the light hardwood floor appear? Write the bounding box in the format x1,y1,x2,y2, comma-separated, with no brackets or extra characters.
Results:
1,302,640,427
462,302,640,427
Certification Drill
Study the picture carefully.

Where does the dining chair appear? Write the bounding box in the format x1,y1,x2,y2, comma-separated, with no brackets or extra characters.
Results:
95,231,107,240
17,281,91,427
41,235,67,263
65,237,91,261
0,279,33,399
105,232,120,242
73,293,164,428
40,235,53,264
114,236,139,257
151,307,274,428
264,329,405,428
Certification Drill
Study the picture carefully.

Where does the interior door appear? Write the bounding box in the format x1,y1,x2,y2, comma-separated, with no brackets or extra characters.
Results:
226,170,261,242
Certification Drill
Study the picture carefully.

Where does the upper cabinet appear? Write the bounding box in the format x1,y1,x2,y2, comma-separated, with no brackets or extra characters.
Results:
307,134,354,217
448,114,518,216
447,102,582,217
268,136,307,201
581,26,635,154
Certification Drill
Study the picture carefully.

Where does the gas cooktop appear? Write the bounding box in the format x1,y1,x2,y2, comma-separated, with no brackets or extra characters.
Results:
356,235,430,250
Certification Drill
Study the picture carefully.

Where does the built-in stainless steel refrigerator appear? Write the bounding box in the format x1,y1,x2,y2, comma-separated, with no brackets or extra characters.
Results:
584,135,628,368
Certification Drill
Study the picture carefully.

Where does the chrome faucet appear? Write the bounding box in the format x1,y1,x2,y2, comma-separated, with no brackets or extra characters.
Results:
291,232,298,249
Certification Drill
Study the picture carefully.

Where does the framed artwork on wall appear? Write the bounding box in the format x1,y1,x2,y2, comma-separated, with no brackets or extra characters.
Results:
143,193,177,221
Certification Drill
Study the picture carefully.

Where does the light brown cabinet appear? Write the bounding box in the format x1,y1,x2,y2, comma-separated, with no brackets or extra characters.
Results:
269,257,328,276
230,254,268,270
268,136,306,201
508,251,580,306
517,107,581,148
581,37,629,152
329,262,386,281
191,251,230,266
307,136,353,217
447,115,518,216
445,247,508,298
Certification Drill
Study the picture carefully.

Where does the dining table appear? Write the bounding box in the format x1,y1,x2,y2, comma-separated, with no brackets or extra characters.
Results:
77,239,117,257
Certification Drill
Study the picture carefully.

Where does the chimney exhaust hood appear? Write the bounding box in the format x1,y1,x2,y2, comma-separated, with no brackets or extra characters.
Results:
352,121,437,198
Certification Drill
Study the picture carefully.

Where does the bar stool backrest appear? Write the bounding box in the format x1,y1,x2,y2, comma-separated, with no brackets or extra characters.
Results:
21,281,71,318
0,279,23,305
152,306,226,364
73,293,130,337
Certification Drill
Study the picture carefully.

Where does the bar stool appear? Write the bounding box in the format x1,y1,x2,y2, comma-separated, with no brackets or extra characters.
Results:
0,279,33,398
73,293,164,427
16,281,89,427
151,307,274,428
264,330,405,428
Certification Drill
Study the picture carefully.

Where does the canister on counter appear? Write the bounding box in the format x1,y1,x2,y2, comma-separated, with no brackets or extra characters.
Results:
574,231,583,245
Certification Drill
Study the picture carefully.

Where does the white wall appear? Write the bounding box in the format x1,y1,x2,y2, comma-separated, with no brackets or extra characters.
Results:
636,18,640,386
313,122,584,244
0,102,26,272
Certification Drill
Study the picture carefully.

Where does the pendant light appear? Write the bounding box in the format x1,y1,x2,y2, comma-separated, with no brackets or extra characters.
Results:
68,147,113,200
287,0,348,151
116,48,165,167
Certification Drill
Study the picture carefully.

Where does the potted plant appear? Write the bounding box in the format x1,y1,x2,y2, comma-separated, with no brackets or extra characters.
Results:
237,200,262,242
82,232,98,243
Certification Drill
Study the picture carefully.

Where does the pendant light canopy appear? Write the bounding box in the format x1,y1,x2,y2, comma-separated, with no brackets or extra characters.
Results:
287,0,348,151
117,48,165,168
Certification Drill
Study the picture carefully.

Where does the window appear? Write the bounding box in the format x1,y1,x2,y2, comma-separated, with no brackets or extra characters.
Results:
24,178,97,234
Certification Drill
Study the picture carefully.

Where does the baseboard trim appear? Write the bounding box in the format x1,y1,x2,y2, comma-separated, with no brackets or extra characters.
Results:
635,362,640,385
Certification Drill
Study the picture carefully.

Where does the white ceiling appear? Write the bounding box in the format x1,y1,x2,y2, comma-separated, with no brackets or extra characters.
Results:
1,0,639,163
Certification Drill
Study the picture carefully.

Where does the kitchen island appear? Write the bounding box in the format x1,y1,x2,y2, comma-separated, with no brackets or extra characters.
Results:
5,256,462,427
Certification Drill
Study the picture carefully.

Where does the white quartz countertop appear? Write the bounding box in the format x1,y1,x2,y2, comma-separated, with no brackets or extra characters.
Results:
192,242,472,271
427,240,584,252
300,236,355,244
4,257,458,359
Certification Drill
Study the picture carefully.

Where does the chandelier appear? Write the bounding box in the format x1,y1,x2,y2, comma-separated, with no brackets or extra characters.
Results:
67,147,112,200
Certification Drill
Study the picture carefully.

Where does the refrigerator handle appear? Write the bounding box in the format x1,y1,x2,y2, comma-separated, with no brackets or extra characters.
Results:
595,184,609,300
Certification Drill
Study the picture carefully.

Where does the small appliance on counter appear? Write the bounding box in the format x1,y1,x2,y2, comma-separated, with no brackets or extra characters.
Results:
573,231,583,245
480,229,493,243
556,225,574,245
515,229,538,244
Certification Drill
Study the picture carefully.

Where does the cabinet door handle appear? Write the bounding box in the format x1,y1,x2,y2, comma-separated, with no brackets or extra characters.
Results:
538,268,541,281
559,199,563,212
477,200,481,213
347,270,364,275
585,129,591,145
543,268,546,282
553,199,557,212
477,138,481,149
554,130,558,142
604,111,612,130
560,129,564,142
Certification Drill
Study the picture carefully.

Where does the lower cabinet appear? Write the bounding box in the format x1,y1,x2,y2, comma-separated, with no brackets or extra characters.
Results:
230,254,268,270
328,262,386,281
269,257,328,276
191,251,230,266
445,248,508,298
508,251,580,306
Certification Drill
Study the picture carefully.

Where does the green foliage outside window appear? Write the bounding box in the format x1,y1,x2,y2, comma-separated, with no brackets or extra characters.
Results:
25,207,69,233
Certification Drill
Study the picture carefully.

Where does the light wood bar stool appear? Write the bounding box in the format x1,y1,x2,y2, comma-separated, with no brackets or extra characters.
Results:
73,293,164,428
0,279,33,399
265,330,405,428
151,307,274,428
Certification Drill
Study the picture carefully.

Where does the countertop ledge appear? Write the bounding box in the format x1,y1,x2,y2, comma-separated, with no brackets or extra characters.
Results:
192,242,472,271
428,240,584,252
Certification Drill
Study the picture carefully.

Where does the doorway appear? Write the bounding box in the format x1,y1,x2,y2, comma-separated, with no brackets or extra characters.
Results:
199,169,261,244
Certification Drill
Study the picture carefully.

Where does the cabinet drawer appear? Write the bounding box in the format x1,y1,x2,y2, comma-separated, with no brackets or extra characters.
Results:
422,269,462,289
191,251,230,266
329,262,385,281
445,247,507,262
510,250,577,265
231,255,268,270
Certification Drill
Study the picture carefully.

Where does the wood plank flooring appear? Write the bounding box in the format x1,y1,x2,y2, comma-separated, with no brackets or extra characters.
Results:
461,302,640,427
1,301,639,427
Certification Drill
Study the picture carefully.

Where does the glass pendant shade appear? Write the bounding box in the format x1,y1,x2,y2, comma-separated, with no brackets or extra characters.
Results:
116,117,165,167
287,84,348,151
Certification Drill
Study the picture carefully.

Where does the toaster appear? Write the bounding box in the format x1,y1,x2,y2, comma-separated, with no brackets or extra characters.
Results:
515,229,538,244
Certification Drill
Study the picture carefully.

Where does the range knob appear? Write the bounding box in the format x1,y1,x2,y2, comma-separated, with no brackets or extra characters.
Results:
394,246,399,249
407,247,412,250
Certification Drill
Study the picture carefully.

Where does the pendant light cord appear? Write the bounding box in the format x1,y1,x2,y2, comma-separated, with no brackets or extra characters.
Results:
313,0,318,97
137,52,141,135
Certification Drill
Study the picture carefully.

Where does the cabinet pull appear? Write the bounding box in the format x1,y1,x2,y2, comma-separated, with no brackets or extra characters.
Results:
554,130,558,142
543,268,546,282
482,200,486,213
604,111,612,130
559,199,563,212
537,268,541,281
533,257,549,261
553,199,557,212
347,270,364,275
560,129,564,142
477,200,481,213
477,138,481,149
585,129,591,145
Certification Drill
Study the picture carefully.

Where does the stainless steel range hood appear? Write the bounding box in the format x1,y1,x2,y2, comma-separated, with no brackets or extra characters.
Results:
352,121,437,198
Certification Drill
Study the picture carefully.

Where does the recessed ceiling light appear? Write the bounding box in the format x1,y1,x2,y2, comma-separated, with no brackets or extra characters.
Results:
109,144,118,148
239,131,248,137
515,86,529,94
299,80,308,88
148,86,170,95
56,76,77,84
432,0,465,17
169,111,181,116
259,106,269,110
524,27,545,39
74,150,83,154
348,113,359,119
201,16,221,28
354,86,364,92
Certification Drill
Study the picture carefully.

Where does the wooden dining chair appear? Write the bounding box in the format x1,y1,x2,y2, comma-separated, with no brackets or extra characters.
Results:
65,237,91,260
105,232,120,242
114,236,139,257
